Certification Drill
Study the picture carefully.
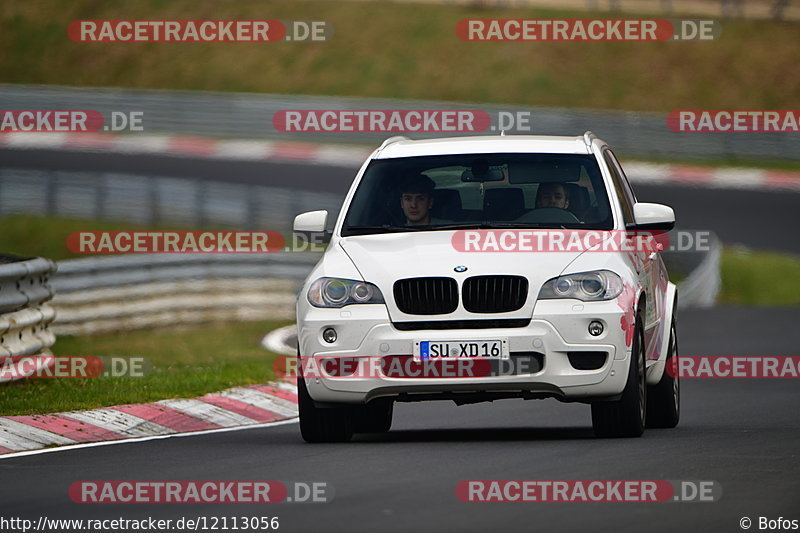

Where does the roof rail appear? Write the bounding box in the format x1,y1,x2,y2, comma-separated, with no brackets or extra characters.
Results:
583,131,597,147
379,135,409,150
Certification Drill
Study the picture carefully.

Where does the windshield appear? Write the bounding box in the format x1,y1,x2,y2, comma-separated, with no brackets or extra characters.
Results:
341,153,614,236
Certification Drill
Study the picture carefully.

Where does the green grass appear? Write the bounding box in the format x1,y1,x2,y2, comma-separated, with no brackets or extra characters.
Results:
0,321,288,415
0,214,292,260
0,215,173,260
720,247,800,306
0,1,798,113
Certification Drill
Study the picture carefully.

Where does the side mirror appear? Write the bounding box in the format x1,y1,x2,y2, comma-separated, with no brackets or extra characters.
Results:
293,210,328,233
631,203,675,231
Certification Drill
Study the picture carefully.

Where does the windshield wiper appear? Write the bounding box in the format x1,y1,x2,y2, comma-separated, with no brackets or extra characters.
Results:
344,222,583,235
432,222,570,230
344,225,427,234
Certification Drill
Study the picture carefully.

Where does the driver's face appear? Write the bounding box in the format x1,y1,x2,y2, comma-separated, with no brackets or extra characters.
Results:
537,185,569,209
400,192,433,225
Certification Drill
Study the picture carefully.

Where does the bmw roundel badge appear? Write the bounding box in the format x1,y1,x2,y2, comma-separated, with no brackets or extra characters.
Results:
454,265,468,272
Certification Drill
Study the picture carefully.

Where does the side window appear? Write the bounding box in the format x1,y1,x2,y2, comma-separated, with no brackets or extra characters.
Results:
603,149,636,225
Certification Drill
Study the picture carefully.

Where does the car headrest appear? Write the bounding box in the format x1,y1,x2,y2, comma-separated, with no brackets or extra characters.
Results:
432,189,462,220
484,188,525,219
562,183,590,213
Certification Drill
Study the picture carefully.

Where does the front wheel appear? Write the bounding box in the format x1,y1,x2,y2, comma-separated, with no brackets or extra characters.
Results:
591,314,647,438
646,318,680,428
298,375,353,443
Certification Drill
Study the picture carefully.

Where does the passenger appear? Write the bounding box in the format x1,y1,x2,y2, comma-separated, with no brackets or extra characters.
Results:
536,182,570,210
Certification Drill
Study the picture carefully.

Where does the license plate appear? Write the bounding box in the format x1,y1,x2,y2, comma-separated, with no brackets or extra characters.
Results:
414,339,509,361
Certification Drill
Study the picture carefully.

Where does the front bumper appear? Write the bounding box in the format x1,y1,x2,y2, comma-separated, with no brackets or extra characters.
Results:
297,299,632,404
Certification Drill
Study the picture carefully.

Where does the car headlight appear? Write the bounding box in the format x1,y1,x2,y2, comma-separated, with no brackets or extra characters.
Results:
307,277,385,308
538,270,623,302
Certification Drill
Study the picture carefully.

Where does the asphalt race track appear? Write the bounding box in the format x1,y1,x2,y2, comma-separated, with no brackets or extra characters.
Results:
0,307,798,532
1,148,798,532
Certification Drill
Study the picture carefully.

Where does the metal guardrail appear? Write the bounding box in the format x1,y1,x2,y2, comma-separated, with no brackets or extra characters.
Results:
0,255,57,382
50,253,319,335
0,168,342,232
673,233,722,308
1,84,796,162
0,256,56,314
52,253,319,291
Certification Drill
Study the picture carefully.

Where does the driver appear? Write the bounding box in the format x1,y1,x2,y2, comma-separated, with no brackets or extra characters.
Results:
399,174,438,226
536,182,570,210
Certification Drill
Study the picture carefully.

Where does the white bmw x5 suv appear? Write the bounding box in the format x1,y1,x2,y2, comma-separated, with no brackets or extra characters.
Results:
294,132,679,441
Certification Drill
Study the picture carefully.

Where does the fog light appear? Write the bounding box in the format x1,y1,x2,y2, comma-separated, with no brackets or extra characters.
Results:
588,321,604,336
322,327,337,343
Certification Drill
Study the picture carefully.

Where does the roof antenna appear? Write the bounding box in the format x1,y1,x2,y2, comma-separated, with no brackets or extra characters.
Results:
500,130,506,136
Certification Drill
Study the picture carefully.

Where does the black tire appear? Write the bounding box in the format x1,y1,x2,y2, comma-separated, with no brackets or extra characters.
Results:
352,399,394,433
592,314,647,438
646,317,680,428
298,375,354,443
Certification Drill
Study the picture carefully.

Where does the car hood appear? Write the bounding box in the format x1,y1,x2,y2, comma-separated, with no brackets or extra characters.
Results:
339,231,586,322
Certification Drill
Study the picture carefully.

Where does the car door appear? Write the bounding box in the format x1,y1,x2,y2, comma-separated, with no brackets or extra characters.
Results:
603,149,664,362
